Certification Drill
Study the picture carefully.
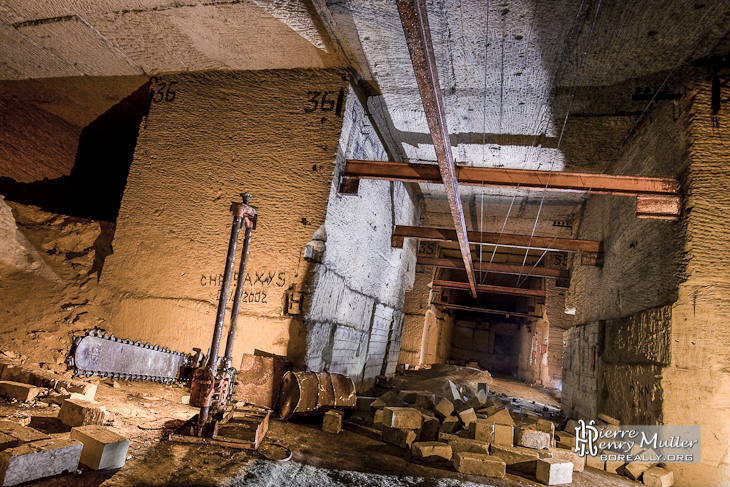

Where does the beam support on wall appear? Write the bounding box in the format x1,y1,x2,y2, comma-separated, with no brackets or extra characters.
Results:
393,225,602,265
339,160,680,219
396,0,477,297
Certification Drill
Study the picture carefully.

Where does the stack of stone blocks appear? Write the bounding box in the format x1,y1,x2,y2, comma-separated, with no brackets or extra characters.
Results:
342,381,578,485
0,357,129,485
562,413,674,486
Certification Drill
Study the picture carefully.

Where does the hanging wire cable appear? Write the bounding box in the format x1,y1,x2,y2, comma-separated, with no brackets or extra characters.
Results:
480,0,587,285
516,0,604,288
478,0,491,271
514,0,725,286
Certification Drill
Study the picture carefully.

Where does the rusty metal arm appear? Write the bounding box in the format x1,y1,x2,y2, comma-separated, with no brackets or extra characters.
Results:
339,160,680,219
437,303,541,319
396,0,477,297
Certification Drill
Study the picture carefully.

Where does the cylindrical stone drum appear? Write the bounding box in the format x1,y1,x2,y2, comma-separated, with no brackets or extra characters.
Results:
278,371,356,420
278,371,319,420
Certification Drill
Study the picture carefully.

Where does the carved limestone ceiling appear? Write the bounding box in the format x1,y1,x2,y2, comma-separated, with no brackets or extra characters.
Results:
322,0,730,210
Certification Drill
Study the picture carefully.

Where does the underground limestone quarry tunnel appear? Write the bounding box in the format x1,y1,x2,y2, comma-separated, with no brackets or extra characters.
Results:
1,0,730,486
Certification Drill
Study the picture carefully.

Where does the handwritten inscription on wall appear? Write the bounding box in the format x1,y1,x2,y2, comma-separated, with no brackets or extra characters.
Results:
199,269,288,306
200,270,286,287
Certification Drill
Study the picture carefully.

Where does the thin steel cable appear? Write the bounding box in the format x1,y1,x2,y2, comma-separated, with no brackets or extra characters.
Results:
516,0,604,288
480,0,587,285
478,0,491,270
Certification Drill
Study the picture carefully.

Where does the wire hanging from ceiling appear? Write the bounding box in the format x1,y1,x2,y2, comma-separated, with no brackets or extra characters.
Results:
478,0,587,286
514,0,726,287
515,0,604,288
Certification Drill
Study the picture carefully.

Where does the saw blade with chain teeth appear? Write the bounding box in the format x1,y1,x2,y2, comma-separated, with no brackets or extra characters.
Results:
68,329,189,384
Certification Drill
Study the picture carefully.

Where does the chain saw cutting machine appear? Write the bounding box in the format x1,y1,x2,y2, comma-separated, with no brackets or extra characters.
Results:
68,194,267,444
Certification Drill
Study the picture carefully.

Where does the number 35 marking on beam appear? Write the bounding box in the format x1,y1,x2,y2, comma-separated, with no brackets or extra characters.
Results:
304,88,345,117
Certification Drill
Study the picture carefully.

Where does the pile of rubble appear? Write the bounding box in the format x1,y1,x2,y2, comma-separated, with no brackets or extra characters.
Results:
320,381,674,487
0,355,129,485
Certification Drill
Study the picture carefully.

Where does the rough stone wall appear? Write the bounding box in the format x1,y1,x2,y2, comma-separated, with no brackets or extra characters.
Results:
302,86,421,389
661,72,730,485
545,281,572,389
562,321,601,421
562,70,730,485
398,268,436,365
516,317,550,386
100,69,348,369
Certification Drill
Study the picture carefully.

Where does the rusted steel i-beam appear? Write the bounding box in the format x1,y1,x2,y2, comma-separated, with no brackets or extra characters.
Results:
432,280,546,299
339,160,681,219
417,256,570,280
396,0,477,297
393,225,602,255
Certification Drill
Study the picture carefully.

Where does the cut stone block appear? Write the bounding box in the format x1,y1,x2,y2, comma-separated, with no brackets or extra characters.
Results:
453,452,506,478
493,423,514,446
625,459,653,481
418,416,440,442
411,441,452,462
70,425,129,470
488,408,515,427
0,367,30,385
0,435,15,452
597,413,620,426
642,466,674,487
58,399,106,427
448,438,490,455
443,380,462,401
414,393,432,410
0,439,82,486
548,447,585,472
373,409,383,430
356,396,377,411
0,421,49,445
554,431,576,447
322,410,344,434
27,371,60,389
603,451,625,474
433,397,454,420
515,427,551,450
381,427,416,449
474,419,495,442
0,382,43,403
439,415,460,434
438,432,460,442
454,404,477,427
398,390,420,403
57,380,97,402
371,391,407,410
536,419,555,438
585,453,605,470
490,444,540,465
383,407,422,430
536,457,573,485
564,419,580,434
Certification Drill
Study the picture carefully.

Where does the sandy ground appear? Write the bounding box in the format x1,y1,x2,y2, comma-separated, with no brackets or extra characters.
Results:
0,202,639,487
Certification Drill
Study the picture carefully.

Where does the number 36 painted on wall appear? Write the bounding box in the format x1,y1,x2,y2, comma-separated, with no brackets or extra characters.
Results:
304,88,345,116
149,77,177,103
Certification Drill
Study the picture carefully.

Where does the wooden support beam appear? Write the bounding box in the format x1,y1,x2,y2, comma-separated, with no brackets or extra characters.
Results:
393,225,602,255
396,0,477,297
340,160,680,218
437,303,540,319
418,256,570,280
